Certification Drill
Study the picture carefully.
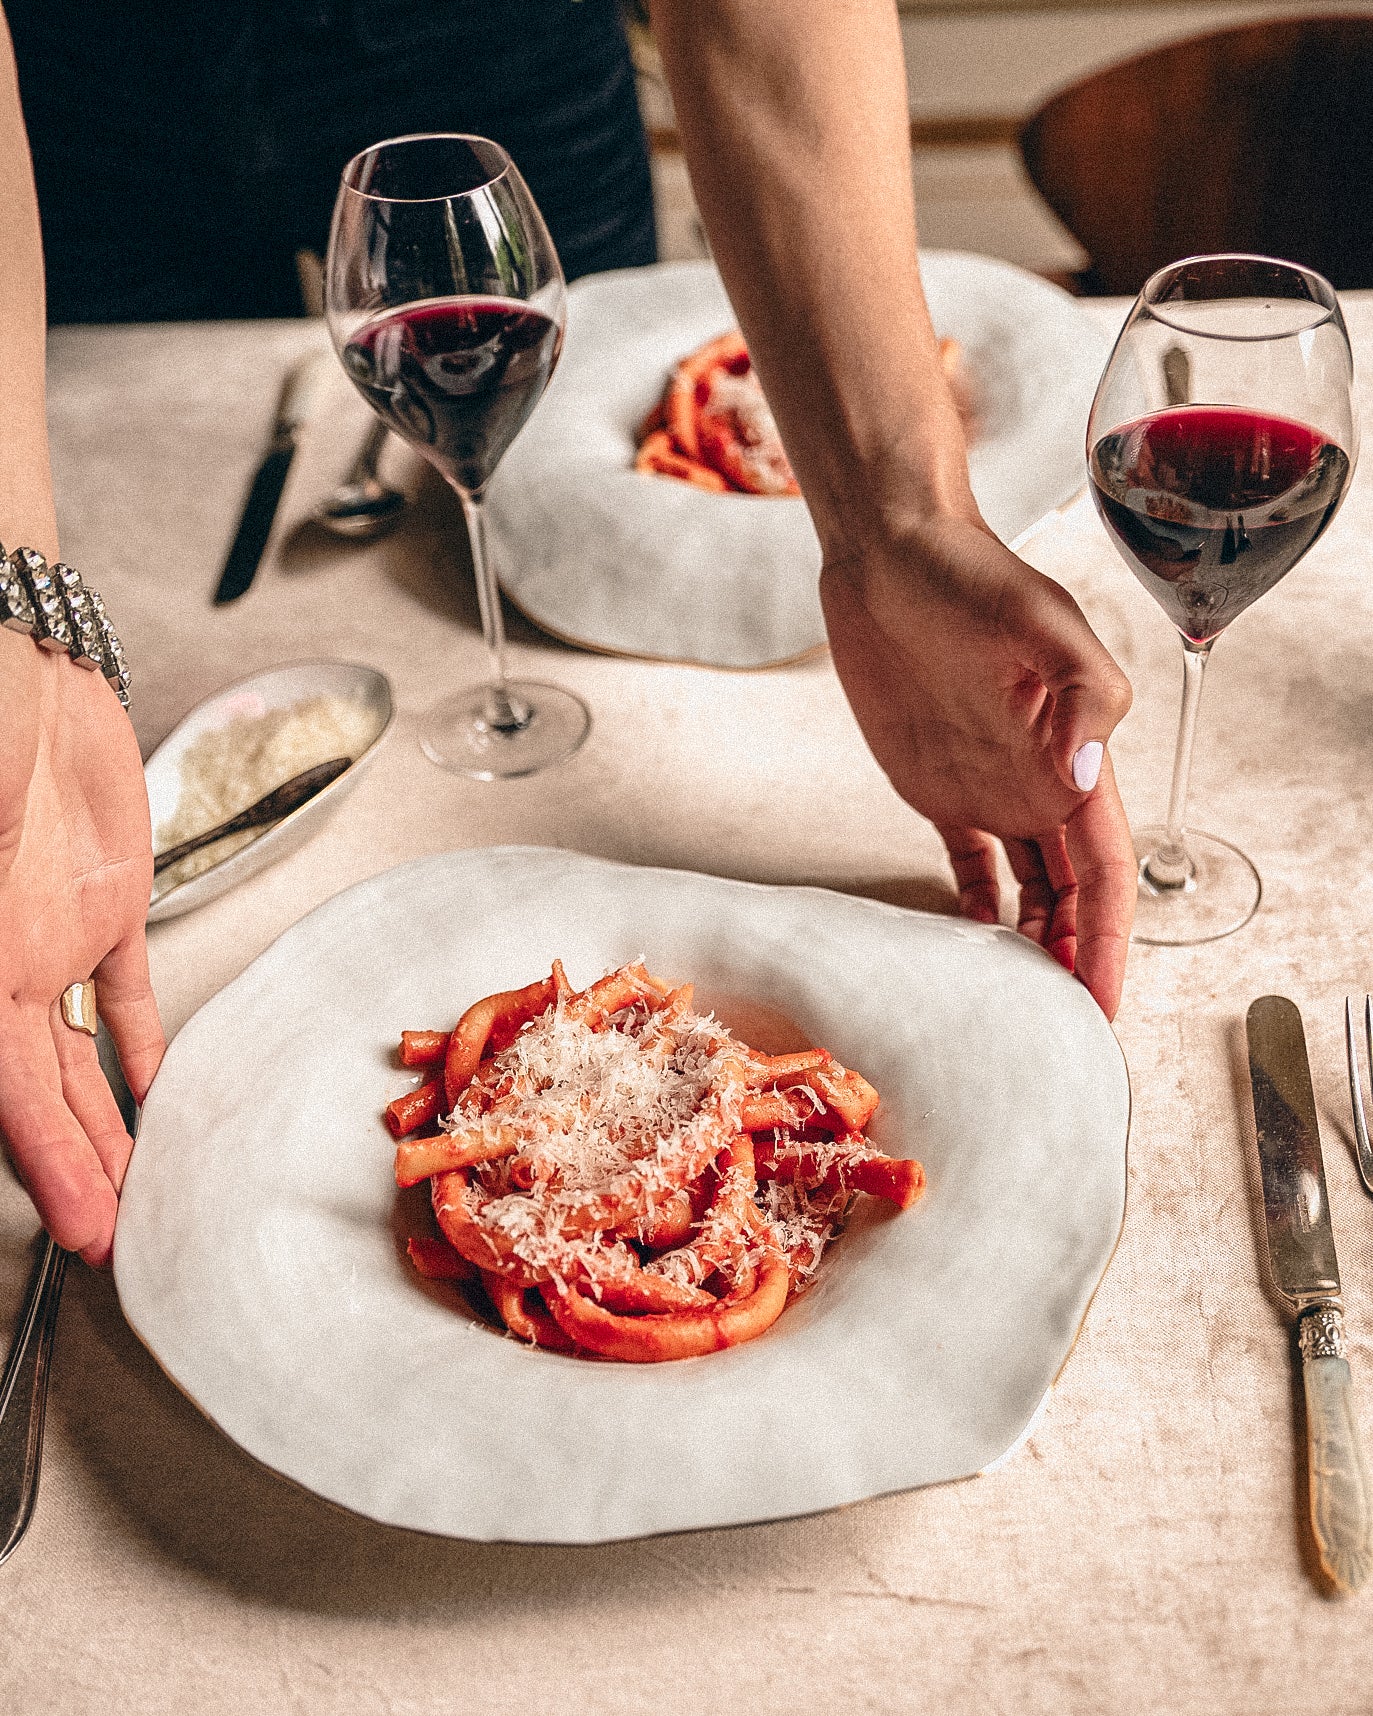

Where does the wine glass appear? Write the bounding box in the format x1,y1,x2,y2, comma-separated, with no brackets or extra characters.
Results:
325,133,589,778
1087,254,1357,944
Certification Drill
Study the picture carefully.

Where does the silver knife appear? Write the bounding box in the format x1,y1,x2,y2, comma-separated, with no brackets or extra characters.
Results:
213,349,331,605
1247,995,1373,1593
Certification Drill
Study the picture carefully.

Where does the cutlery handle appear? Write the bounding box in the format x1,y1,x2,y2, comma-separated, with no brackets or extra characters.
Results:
1300,1306,1373,1593
0,1239,68,1566
152,756,352,874
152,805,281,873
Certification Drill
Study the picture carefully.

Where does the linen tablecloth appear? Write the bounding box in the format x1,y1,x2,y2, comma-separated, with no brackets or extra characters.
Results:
5,296,1373,1713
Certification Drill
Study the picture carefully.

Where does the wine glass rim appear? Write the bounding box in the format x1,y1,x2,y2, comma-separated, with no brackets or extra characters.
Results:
1140,252,1340,340
338,133,514,204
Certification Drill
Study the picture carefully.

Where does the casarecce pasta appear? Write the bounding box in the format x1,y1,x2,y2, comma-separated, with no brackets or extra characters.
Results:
386,961,924,1362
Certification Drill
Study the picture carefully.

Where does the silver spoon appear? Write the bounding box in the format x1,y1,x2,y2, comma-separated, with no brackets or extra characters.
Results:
314,419,406,539
152,757,352,876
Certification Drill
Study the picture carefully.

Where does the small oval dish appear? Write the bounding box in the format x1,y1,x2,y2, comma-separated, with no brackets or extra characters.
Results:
144,660,393,923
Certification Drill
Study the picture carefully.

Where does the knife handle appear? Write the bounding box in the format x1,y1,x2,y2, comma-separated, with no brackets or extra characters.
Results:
1299,1306,1373,1593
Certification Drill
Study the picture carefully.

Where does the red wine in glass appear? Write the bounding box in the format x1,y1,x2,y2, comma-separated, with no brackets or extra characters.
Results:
1090,405,1350,644
342,297,563,495
326,133,588,779
1086,253,1357,945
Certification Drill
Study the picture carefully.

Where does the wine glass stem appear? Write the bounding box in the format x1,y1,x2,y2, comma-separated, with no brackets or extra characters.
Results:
1146,637,1213,890
458,487,529,733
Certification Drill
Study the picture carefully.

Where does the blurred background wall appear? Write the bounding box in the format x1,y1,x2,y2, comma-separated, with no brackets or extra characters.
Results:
636,0,1373,282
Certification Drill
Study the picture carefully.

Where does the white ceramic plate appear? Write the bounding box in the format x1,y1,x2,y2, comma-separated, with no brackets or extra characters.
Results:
114,847,1128,1543
486,256,1111,668
144,660,393,923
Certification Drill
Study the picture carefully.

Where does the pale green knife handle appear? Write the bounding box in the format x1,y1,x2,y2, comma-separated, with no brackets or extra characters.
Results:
1300,1307,1373,1594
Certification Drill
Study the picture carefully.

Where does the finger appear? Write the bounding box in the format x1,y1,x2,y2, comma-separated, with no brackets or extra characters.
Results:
0,1002,119,1263
1034,828,1079,972
1003,837,1056,948
1063,751,1136,1021
95,930,165,1104
1004,573,1133,794
51,1008,135,1193
935,824,1000,924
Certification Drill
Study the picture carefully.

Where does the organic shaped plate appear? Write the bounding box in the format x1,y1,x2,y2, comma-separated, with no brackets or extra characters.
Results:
114,846,1128,1543
486,255,1111,668
144,660,393,923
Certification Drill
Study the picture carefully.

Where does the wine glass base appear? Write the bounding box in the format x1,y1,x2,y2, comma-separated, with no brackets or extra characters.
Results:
419,681,590,780
1130,825,1261,946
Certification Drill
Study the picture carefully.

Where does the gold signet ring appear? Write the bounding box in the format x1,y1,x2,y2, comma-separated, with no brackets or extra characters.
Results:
60,980,97,1035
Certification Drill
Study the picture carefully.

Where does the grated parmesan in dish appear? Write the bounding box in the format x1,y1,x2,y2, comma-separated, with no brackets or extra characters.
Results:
152,694,376,896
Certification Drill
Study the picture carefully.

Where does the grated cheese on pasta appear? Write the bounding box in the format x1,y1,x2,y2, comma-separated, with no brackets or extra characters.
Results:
456,993,748,1282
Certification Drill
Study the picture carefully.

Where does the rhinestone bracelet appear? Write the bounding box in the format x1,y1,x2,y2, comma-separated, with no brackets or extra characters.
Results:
0,544,130,708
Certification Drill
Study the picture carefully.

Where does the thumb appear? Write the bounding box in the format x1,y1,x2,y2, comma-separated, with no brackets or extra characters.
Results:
1009,571,1133,793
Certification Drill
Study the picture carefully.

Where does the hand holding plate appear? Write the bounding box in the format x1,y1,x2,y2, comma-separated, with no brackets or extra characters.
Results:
820,509,1135,1019
0,632,164,1264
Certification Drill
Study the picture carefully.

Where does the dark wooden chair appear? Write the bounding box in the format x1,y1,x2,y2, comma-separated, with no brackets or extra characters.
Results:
1020,17,1373,294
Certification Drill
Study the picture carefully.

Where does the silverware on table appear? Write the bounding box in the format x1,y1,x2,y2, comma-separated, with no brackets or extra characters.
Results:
213,349,331,605
0,1239,66,1566
152,755,352,876
1342,996,1373,1197
314,419,406,539
1247,995,1373,1593
0,1028,137,1567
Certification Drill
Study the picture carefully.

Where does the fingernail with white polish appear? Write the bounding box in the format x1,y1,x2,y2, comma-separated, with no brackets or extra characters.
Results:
1072,741,1104,792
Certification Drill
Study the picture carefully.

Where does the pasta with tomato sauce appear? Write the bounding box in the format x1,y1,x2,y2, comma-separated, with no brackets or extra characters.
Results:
386,960,924,1362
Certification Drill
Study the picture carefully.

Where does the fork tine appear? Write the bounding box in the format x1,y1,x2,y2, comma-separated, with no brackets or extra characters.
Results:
1362,997,1373,1196
1348,996,1373,1198
1345,997,1369,1180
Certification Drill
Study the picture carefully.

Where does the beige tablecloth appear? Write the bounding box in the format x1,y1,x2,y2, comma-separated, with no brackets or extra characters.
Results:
6,297,1373,1715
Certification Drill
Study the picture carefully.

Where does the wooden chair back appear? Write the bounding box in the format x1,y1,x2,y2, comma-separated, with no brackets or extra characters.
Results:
1020,17,1373,294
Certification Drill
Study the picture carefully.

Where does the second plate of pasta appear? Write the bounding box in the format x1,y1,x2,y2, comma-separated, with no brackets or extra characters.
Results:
485,256,1111,667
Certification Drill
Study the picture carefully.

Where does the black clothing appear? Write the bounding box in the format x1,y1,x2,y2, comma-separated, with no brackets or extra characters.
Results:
9,0,656,322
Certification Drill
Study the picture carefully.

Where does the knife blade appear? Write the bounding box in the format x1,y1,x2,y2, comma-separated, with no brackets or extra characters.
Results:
1247,995,1373,1593
213,350,331,605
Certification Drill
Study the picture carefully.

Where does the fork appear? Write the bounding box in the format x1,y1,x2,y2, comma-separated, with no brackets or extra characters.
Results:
1342,996,1373,1196
0,1238,67,1566
0,1027,136,1565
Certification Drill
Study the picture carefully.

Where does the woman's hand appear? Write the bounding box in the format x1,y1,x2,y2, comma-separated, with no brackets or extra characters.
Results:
634,0,1141,1015
0,631,164,1264
821,511,1136,1019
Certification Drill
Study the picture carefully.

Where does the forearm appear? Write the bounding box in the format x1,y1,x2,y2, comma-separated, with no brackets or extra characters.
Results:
0,5,56,561
651,0,975,557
